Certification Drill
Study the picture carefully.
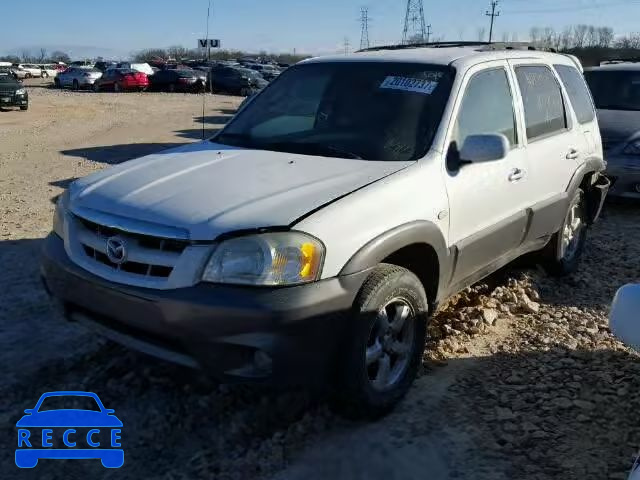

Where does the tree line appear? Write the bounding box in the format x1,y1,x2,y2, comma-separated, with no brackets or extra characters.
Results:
0,49,71,64
132,46,309,65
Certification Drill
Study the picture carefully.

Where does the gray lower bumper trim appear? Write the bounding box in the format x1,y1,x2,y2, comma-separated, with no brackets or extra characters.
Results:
70,311,199,368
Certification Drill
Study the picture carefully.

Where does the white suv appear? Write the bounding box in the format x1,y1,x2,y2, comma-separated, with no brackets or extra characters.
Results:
42,43,609,417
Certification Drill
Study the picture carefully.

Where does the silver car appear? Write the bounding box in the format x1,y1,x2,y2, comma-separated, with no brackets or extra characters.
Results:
585,63,640,198
55,67,102,90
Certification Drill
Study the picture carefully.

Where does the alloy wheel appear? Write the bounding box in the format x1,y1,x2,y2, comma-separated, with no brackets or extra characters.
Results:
561,199,584,261
366,298,415,392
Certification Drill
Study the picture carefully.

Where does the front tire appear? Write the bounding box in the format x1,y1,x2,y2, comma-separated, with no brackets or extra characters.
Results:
542,188,587,276
332,264,428,419
20,105,28,111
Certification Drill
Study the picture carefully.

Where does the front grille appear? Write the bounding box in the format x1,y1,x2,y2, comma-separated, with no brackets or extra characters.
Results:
74,215,190,279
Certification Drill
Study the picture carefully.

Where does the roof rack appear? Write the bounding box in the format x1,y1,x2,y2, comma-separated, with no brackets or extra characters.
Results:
357,41,555,53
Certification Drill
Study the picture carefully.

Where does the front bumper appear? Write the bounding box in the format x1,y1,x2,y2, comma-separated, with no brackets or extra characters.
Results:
0,93,28,107
606,155,640,198
41,234,366,387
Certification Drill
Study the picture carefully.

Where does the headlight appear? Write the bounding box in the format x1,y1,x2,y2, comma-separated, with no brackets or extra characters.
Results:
202,232,324,286
53,190,69,239
15,88,26,95
623,140,640,155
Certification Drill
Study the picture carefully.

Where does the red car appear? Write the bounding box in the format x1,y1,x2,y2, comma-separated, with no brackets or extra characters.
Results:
93,68,149,92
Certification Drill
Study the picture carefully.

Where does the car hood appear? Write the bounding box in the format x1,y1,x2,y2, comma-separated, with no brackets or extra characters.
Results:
597,109,640,143
70,141,412,240
16,410,123,427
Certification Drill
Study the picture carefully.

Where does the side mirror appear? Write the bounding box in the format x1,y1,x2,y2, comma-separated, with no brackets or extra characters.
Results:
459,134,509,164
610,284,640,351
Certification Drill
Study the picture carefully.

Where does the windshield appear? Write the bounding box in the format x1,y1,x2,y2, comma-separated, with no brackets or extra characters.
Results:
38,395,101,412
215,62,453,161
585,70,640,111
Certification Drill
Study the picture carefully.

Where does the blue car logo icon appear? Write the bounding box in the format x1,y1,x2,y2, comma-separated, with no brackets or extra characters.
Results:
15,391,123,468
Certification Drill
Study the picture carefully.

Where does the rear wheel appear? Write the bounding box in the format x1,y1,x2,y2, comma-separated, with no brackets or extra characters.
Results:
114,82,121,93
168,83,176,93
541,188,587,276
25,73,32,79
20,105,28,111
72,79,79,90
93,82,100,93
332,264,428,419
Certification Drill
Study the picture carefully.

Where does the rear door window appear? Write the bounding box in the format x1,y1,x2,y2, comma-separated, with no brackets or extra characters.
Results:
515,66,567,140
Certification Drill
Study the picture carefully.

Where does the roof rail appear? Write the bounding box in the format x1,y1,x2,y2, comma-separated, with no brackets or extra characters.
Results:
357,41,555,53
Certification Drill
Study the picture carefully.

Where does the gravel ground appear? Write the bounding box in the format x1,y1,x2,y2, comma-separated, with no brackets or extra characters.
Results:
2,82,640,479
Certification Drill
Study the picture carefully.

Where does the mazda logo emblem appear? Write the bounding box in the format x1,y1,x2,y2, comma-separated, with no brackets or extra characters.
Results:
105,236,127,265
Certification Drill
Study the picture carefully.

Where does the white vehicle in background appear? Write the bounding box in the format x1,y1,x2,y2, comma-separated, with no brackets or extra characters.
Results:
19,64,43,78
39,64,59,78
54,67,102,90
117,62,154,76
609,285,640,480
10,65,29,79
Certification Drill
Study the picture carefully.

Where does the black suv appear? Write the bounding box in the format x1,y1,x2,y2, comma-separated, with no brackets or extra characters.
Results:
207,66,268,96
0,70,28,111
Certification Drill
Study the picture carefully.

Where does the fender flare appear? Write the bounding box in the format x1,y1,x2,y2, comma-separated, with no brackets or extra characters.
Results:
566,157,609,224
339,220,452,301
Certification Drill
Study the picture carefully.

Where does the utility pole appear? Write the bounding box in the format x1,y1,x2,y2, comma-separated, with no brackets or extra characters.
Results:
402,0,427,45
426,24,432,43
360,7,370,50
485,1,500,43
343,37,351,55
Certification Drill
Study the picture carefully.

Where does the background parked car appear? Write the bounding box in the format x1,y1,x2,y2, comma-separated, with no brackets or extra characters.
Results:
94,68,149,92
116,62,155,76
585,62,640,198
149,69,203,92
208,66,268,96
13,64,42,78
94,61,117,72
0,72,28,110
39,64,59,78
55,67,103,90
10,65,29,79
248,64,281,81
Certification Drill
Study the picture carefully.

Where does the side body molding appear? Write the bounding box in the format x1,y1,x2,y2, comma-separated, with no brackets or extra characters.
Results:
339,220,453,303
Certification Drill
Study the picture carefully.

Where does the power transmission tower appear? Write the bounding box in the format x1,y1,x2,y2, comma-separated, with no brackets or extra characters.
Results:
485,1,500,43
343,37,351,55
402,0,427,45
426,24,432,43
360,7,370,50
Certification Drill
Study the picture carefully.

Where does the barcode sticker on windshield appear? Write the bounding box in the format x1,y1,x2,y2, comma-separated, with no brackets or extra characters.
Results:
380,76,438,94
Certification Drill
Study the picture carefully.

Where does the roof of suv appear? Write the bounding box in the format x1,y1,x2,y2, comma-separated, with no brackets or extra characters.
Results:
302,44,579,70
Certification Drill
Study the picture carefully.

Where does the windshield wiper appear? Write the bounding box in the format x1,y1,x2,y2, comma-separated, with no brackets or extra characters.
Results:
262,141,364,159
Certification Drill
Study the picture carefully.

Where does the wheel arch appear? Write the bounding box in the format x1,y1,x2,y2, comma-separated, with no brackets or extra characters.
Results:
339,221,451,307
566,156,609,224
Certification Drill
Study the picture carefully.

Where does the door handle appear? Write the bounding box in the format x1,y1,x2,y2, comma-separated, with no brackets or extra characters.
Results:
566,148,579,160
508,168,525,182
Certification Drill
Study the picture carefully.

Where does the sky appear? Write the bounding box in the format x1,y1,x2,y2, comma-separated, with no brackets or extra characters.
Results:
2,0,640,59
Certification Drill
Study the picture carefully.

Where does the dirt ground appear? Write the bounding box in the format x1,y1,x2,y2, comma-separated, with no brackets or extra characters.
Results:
2,79,640,479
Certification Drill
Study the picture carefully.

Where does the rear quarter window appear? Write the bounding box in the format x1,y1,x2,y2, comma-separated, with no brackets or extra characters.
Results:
515,65,567,140
554,64,595,124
